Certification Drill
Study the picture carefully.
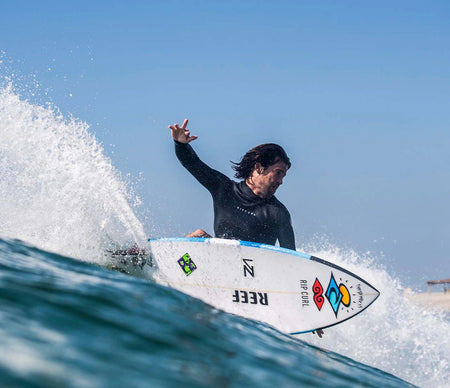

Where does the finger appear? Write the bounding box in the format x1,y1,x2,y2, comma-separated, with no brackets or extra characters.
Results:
169,124,181,132
187,135,198,143
181,119,189,130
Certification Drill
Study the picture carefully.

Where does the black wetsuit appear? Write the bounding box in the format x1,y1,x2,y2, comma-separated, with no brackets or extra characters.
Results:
175,141,296,250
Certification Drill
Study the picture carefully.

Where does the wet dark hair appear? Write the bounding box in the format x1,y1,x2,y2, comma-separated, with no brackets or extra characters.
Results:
231,143,291,180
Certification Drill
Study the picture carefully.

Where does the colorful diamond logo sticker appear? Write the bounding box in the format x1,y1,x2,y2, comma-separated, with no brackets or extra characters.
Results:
325,273,343,317
313,278,324,310
177,253,197,276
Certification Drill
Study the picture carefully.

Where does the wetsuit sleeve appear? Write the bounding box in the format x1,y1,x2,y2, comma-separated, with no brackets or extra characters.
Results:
277,210,296,250
174,141,229,194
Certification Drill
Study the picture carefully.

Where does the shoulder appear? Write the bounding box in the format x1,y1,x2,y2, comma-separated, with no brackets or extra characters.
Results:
218,171,234,185
269,196,291,217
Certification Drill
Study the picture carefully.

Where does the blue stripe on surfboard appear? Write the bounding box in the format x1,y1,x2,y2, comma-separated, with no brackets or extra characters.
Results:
147,237,312,260
151,237,212,243
238,240,311,260
290,330,314,335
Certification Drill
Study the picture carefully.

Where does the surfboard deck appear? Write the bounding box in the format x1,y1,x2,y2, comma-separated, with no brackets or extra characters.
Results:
106,238,380,335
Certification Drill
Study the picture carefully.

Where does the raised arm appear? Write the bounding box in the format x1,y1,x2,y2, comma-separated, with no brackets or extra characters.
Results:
168,119,229,194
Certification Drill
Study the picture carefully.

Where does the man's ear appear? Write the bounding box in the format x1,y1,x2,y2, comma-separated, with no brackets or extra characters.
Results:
254,162,264,174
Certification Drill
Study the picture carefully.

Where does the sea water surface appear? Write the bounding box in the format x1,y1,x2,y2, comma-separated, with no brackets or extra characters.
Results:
0,83,449,387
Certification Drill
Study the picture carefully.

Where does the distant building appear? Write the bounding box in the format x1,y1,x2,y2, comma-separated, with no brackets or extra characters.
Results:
427,279,450,293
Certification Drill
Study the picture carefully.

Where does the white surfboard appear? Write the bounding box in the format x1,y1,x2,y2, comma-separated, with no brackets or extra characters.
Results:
107,237,379,335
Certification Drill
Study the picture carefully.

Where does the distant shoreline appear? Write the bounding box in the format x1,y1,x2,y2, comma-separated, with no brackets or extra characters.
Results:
405,291,450,311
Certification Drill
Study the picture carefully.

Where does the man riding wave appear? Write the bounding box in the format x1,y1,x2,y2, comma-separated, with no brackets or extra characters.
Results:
169,119,295,250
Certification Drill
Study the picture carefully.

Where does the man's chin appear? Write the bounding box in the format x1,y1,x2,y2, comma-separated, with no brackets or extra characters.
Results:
266,190,276,198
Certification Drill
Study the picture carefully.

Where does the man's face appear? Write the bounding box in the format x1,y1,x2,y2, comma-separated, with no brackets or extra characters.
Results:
252,160,288,198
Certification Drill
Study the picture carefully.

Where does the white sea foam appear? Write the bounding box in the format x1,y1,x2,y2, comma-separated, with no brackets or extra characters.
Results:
0,84,146,261
300,241,450,387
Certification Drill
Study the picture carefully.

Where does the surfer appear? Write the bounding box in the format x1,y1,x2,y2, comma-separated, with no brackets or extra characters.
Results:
168,119,296,250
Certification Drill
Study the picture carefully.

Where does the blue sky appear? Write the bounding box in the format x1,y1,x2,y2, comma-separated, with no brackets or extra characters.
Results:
1,0,450,289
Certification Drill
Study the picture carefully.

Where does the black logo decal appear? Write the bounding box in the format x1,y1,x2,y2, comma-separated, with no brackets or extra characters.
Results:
232,290,268,305
108,248,153,268
243,258,254,277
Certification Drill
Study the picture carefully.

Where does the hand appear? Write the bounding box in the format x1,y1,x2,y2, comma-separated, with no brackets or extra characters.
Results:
185,229,211,238
168,119,198,144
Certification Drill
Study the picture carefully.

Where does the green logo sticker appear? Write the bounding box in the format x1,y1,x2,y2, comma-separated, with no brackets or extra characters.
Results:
177,253,197,276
